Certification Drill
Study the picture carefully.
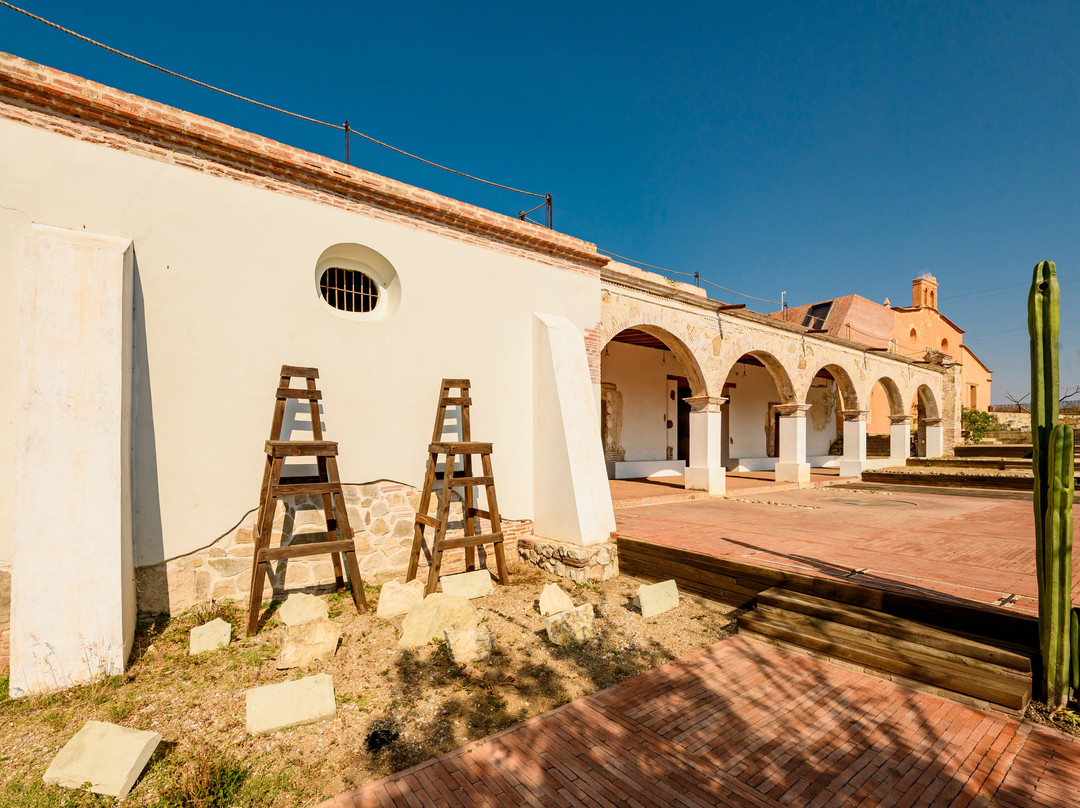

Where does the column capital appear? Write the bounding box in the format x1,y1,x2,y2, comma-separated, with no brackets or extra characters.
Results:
889,414,913,425
684,395,728,413
841,409,870,422
922,417,943,427
775,403,811,418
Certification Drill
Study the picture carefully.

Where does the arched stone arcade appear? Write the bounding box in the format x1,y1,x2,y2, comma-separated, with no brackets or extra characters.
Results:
598,268,956,494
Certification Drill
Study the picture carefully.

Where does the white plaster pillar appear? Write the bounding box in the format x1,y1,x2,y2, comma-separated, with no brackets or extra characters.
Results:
532,313,617,546
890,415,912,461
11,225,134,698
684,396,726,496
923,417,945,459
775,404,811,484
838,409,869,478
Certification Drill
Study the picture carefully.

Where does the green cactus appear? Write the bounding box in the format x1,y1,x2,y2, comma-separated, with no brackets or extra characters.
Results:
1028,259,1075,707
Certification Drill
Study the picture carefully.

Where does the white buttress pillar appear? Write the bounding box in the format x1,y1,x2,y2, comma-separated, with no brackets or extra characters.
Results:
890,415,912,461
924,417,945,458
838,409,869,477
684,396,726,495
775,404,811,484
11,225,134,698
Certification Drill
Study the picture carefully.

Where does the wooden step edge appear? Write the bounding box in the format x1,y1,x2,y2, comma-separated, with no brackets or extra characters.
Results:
757,589,1033,672
739,631,1027,717
737,612,1031,710
754,604,1031,683
415,514,440,529
438,532,504,551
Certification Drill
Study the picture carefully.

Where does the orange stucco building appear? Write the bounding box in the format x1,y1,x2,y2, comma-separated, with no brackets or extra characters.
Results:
772,274,992,435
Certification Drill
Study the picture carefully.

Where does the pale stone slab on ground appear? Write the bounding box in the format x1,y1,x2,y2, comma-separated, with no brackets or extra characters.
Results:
399,594,479,650
376,579,425,619
634,580,680,618
279,593,329,626
444,624,493,665
189,617,231,655
276,617,340,669
545,604,596,646
440,569,494,599
245,673,336,735
538,582,575,616
43,720,161,798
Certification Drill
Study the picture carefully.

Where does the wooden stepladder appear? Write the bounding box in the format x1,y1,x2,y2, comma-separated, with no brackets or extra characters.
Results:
406,379,510,595
246,365,367,635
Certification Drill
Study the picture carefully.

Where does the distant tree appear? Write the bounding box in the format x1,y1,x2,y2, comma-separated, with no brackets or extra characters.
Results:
1004,384,1080,413
961,406,999,444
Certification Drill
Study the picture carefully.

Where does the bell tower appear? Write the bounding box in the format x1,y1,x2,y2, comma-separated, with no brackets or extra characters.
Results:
912,274,938,309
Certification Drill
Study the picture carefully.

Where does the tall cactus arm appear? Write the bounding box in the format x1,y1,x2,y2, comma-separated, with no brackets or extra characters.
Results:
1029,260,1060,628
1042,423,1074,707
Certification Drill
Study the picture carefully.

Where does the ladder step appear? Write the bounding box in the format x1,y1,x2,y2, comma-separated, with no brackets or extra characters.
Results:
281,364,319,379
271,482,341,497
438,532,504,551
441,379,470,388
415,514,440,528
435,475,494,487
258,539,355,562
429,441,492,454
438,396,472,406
276,387,322,400
265,440,339,457
467,507,492,520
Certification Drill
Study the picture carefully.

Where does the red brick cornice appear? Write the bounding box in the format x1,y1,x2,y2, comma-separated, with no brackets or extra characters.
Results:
0,52,607,271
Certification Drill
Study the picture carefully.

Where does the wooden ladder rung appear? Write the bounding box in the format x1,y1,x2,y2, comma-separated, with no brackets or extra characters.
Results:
281,364,319,378
258,539,356,562
438,532,504,551
467,507,491,520
276,387,322,400
415,513,441,529
439,396,472,405
440,379,470,388
435,474,494,487
265,440,339,457
429,441,492,454
271,481,341,497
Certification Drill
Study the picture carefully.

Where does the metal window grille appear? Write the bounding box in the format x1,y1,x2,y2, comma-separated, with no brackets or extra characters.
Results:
319,267,379,313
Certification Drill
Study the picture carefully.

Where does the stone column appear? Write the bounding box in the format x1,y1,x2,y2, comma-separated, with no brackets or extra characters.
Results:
890,415,912,460
838,409,869,477
12,225,134,698
923,417,945,458
775,404,811,484
684,396,726,495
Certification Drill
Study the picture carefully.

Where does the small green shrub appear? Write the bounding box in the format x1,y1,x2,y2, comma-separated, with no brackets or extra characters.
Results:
961,406,999,444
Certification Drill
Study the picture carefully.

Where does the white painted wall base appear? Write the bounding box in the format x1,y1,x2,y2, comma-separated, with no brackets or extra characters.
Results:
890,423,912,459
838,459,869,477
11,225,134,698
611,460,685,479
684,466,726,495
775,461,811,484
533,314,616,547
730,457,778,472
809,456,841,468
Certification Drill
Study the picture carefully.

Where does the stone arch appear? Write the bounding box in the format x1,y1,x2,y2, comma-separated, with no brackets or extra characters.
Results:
803,362,860,411
871,375,905,416
720,349,798,403
599,317,710,396
915,384,940,420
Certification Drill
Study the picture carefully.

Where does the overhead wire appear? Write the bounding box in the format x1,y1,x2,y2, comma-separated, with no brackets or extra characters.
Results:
596,249,783,305
0,0,548,199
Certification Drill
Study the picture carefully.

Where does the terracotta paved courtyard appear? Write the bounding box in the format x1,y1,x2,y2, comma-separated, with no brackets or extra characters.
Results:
322,636,1080,807
614,487,1080,615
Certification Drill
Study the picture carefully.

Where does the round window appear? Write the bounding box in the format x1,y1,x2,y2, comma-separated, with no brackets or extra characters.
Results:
319,266,379,313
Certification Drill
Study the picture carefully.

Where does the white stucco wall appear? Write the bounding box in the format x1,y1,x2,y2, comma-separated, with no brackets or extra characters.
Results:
600,341,687,463
0,208,24,571
0,116,600,571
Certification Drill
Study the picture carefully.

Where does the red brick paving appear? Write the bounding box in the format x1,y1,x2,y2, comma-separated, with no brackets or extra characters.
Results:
320,637,1080,807
613,488,1080,614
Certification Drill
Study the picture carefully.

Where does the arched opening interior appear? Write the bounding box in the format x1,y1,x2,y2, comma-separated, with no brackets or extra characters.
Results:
910,384,941,457
868,377,904,456
803,364,856,466
722,352,799,472
600,328,702,482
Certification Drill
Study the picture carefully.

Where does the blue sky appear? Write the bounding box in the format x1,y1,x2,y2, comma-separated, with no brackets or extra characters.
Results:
3,1,1079,403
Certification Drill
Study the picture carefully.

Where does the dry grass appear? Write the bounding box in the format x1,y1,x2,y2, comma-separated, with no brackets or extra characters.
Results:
0,566,737,807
